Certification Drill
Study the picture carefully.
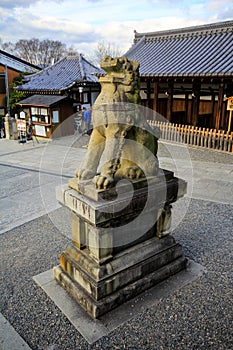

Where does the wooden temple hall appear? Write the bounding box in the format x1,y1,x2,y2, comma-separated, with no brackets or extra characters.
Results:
126,20,233,131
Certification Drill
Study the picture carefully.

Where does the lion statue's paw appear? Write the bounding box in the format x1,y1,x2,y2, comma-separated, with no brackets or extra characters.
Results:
93,174,115,190
117,166,144,180
75,168,96,180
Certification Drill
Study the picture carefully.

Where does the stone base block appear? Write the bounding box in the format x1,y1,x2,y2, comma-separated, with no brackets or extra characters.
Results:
54,256,187,319
54,235,188,319
54,171,188,319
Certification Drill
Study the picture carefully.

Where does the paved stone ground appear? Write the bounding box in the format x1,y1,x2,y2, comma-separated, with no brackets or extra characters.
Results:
0,134,232,349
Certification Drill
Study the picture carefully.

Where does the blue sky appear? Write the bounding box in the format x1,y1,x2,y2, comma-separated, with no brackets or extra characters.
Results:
0,0,232,58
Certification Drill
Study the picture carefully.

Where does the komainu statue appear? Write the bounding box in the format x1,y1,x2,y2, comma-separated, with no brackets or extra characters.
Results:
76,55,159,189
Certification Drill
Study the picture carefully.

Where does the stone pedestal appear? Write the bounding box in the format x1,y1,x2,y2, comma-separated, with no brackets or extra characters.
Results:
54,169,188,319
4,114,11,140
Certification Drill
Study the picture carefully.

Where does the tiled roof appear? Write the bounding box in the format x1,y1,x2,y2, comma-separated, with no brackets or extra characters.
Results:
125,20,233,77
0,50,40,72
17,54,105,94
18,94,68,107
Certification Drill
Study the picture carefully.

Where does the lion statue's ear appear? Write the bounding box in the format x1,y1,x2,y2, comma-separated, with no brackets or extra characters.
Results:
131,60,140,72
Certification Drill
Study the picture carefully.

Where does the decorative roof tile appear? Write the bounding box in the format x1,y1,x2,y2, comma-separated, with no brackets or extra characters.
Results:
126,20,233,77
17,54,105,93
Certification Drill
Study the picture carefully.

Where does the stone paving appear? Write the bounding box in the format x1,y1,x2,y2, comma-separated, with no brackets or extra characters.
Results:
0,134,233,349
0,135,232,235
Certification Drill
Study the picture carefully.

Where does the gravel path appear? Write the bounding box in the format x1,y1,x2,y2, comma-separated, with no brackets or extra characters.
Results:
1,137,232,349
0,197,232,349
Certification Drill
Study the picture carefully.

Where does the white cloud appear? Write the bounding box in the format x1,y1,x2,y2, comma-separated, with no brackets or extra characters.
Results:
0,0,37,9
207,0,233,19
0,0,232,56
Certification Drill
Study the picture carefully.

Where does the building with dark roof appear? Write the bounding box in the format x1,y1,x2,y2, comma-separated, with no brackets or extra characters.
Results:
0,49,40,114
126,20,233,130
17,53,105,105
16,53,105,138
17,94,75,138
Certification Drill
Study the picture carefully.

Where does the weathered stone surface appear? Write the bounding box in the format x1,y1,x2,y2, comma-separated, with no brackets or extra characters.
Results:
54,171,188,318
54,56,188,319
75,56,159,190
55,236,185,300
54,254,187,319
57,170,186,227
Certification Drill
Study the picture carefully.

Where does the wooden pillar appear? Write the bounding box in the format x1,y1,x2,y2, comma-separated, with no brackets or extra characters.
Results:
191,82,200,126
153,82,158,117
215,83,224,130
210,92,215,128
146,79,151,108
185,92,189,124
166,82,173,122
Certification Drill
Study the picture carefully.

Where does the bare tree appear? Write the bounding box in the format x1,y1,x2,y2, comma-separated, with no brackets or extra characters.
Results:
2,38,67,67
1,41,15,52
94,40,123,64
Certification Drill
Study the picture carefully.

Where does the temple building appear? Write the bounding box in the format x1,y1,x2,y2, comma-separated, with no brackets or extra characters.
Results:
0,49,39,115
126,20,233,131
17,53,104,106
17,53,104,137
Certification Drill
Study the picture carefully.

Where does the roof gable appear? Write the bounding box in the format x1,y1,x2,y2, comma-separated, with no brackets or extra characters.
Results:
17,53,105,94
126,20,233,77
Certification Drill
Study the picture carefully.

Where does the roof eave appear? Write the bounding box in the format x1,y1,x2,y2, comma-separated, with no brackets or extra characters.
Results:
140,72,233,78
17,102,50,107
60,81,77,91
16,89,62,95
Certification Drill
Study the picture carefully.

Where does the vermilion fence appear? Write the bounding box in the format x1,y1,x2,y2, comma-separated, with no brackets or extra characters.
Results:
148,121,233,153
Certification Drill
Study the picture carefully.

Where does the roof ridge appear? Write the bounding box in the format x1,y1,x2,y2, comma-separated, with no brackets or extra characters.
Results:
79,53,86,80
134,20,233,43
125,35,146,56
81,54,100,70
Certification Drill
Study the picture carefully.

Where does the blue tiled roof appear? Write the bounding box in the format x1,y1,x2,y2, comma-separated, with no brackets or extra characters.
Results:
126,20,233,77
0,50,40,73
17,54,104,93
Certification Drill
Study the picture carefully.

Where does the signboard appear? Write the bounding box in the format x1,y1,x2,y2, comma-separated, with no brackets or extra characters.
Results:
35,124,46,137
16,119,27,131
227,97,233,132
20,111,26,119
227,97,233,111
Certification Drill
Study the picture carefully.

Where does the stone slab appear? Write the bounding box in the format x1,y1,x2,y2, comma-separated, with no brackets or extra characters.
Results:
54,255,187,318
56,175,187,226
56,237,185,300
68,169,175,201
33,260,205,345
0,313,32,350
58,235,179,281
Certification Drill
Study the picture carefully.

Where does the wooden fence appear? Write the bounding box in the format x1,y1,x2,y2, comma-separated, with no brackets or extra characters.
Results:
148,121,233,153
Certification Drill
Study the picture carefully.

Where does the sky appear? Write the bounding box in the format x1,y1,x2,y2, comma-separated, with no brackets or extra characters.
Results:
0,0,233,59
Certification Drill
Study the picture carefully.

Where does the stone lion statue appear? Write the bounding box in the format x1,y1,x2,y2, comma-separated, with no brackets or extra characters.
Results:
75,55,159,189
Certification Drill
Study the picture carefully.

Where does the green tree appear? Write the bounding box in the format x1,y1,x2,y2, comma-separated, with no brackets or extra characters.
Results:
8,74,27,116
